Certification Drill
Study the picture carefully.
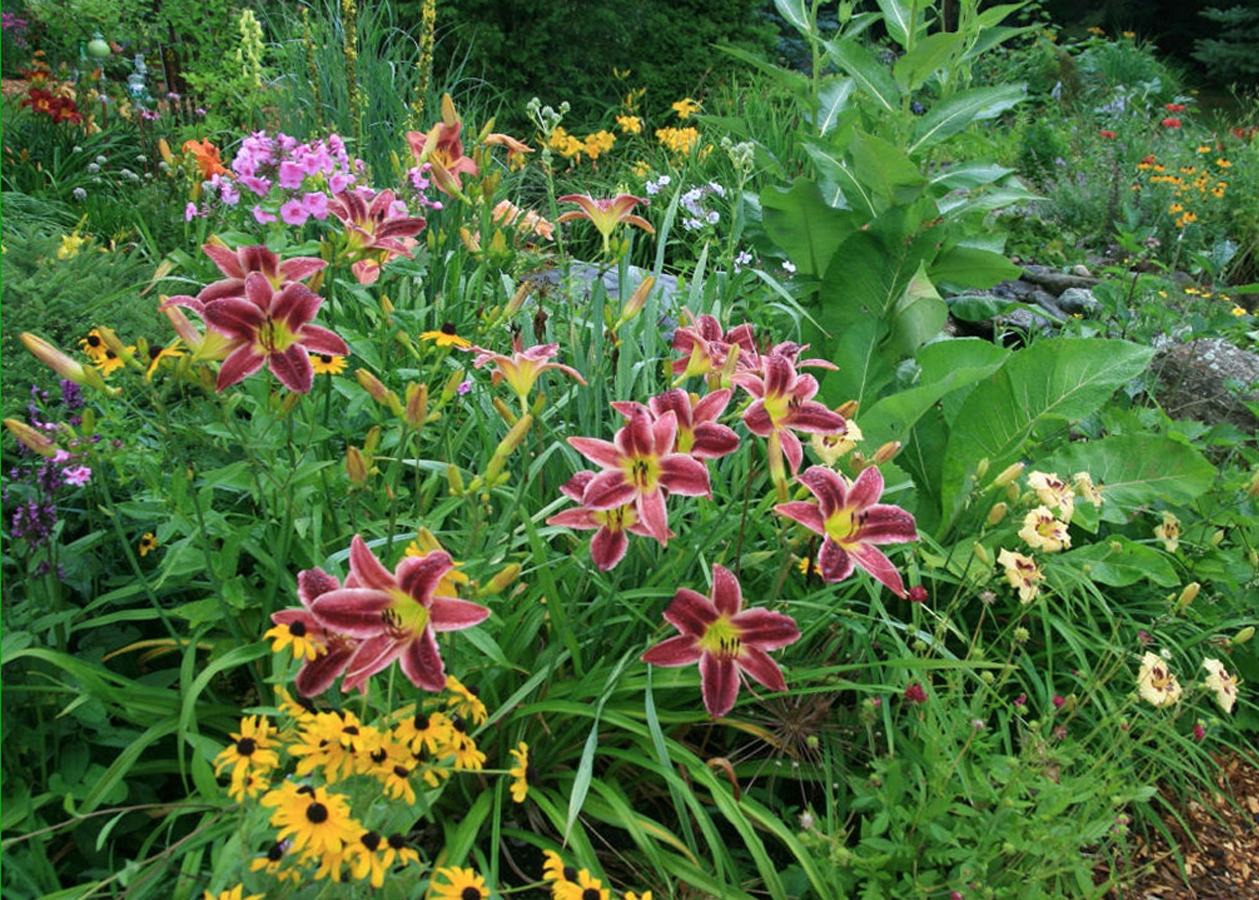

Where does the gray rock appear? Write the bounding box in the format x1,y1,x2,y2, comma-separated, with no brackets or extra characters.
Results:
527,262,680,303
1071,264,1092,278
1153,338,1259,431
1056,287,1100,315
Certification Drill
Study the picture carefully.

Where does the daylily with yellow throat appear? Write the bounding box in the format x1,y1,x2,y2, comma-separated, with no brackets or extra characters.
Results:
557,193,655,256
405,93,479,197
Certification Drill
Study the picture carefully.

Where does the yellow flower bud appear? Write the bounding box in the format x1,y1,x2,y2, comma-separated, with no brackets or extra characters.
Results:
987,502,1007,525
1175,582,1200,611
975,458,990,480
1233,626,1254,646
1006,481,1020,503
404,382,429,430
835,399,860,419
615,275,655,327
973,542,990,566
21,332,89,384
446,463,465,497
871,441,902,464
993,461,1026,488
3,418,59,457
477,563,522,597
492,396,518,426
346,445,369,486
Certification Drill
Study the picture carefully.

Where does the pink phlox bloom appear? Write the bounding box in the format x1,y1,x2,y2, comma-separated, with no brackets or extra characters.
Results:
308,535,491,693
567,407,710,544
774,465,919,597
613,388,740,460
546,470,666,571
326,188,427,257
468,333,587,403
732,354,847,476
278,159,306,190
556,193,655,252
280,198,309,227
201,271,349,393
252,205,277,225
301,191,329,220
274,567,359,696
62,465,91,486
641,564,801,718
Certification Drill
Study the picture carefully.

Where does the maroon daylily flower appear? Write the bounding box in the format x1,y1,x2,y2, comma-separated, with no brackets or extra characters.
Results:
557,193,655,255
201,271,349,393
733,353,847,491
195,243,328,305
641,565,800,718
774,465,919,597
568,407,711,544
308,535,491,693
326,188,427,284
546,470,668,570
613,388,740,460
670,310,758,384
405,93,479,196
271,567,359,697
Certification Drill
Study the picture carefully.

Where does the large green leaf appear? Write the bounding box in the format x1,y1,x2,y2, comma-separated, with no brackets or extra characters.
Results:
773,0,813,37
929,244,1022,291
1058,537,1179,588
850,131,928,208
877,0,915,47
1034,433,1217,523
803,140,873,214
760,178,859,277
824,37,901,112
894,31,968,92
887,262,948,358
814,76,856,136
940,338,1155,524
907,84,1027,154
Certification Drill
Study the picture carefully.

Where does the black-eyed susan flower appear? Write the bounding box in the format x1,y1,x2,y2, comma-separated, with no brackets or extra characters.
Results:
145,341,184,380
449,730,486,770
264,613,326,662
138,532,159,557
79,329,109,364
310,352,347,375
249,841,302,883
420,322,472,349
445,674,488,726
202,886,263,900
394,707,456,755
288,710,364,783
261,781,361,859
381,757,418,804
347,831,390,888
554,868,611,900
213,715,280,781
428,866,490,900
542,849,580,887
96,347,128,376
507,741,530,802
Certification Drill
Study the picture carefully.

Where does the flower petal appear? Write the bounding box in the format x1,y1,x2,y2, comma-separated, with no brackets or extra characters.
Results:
581,469,637,510
399,627,447,692
738,646,788,693
641,634,702,667
590,526,630,570
429,595,491,631
657,453,711,497
856,503,919,545
396,551,453,605
347,534,396,591
297,567,341,607
709,565,743,617
817,537,856,583
269,344,314,393
216,343,266,391
661,588,720,636
798,466,848,517
310,588,392,636
774,500,825,535
568,436,623,471
700,653,740,718
849,543,908,597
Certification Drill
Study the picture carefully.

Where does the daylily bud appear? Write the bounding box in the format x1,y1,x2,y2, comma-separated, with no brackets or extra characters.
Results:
492,397,518,427
1175,582,1200,611
836,399,859,418
973,542,990,566
1006,481,1020,503
404,382,429,430
346,445,369,486
987,502,1007,525
615,275,655,327
158,137,174,166
446,463,465,496
440,369,465,403
1248,468,1259,499
3,419,59,457
356,368,391,403
380,295,394,316
483,413,533,486
993,461,1025,488
871,441,901,464
505,281,532,317
278,391,301,417
22,333,89,384
975,458,990,480
477,563,522,597
1233,626,1254,646
363,426,382,455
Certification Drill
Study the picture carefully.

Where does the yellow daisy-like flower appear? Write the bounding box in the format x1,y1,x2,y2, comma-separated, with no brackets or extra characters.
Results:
1018,506,1071,553
583,130,616,160
420,323,473,349
226,768,269,802
249,840,303,883
1201,658,1239,714
213,715,280,781
555,868,611,900
1154,511,1181,553
508,741,530,803
427,865,489,900
1136,651,1182,707
79,329,110,364
1181,211,1198,223
997,548,1044,604
671,97,701,119
796,556,821,577
96,347,130,376
445,674,488,725
1216,158,1231,168
394,706,456,755
347,831,391,888
625,893,654,900
203,885,263,900
260,781,361,858
542,849,580,886
138,532,159,557
310,352,347,375
1231,305,1248,317
144,341,184,380
263,617,324,662
449,730,486,770
1168,202,1184,214
655,126,700,156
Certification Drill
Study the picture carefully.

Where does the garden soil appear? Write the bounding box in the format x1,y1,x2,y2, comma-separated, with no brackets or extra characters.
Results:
1108,753,1259,899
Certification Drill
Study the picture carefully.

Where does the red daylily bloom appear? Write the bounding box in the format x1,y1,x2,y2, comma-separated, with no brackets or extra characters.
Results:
469,333,586,410
546,470,667,570
326,188,427,284
732,354,847,488
774,465,919,597
309,535,491,693
613,388,740,459
557,193,655,255
201,271,349,393
670,310,758,384
641,565,800,718
405,93,479,196
568,407,711,544
271,567,359,696
184,243,327,307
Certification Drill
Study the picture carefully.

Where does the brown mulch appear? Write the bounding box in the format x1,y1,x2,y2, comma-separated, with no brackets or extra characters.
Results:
1108,754,1259,900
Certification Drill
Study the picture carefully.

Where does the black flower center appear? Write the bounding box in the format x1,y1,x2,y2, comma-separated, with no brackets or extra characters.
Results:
235,737,256,756
441,322,458,335
319,354,333,364
87,334,102,347
305,801,328,823
563,866,578,881
359,831,382,851
289,621,307,637
266,842,285,862
582,889,600,900
393,764,409,778
461,888,481,900
413,713,429,730
387,832,407,850
525,764,539,784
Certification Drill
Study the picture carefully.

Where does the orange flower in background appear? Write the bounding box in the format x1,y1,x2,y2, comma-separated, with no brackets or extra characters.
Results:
182,139,229,178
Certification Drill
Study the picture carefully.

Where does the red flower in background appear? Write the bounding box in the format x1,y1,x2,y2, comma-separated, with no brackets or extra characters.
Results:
1161,118,1182,129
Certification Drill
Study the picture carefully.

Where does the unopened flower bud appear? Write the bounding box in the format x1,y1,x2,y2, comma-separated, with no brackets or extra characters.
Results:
871,440,901,464
346,445,369,486
356,368,395,406
973,542,990,566
975,458,990,480
987,502,1007,525
22,333,89,385
477,563,522,597
1006,481,1020,503
3,419,59,457
380,294,394,316
835,399,859,418
446,463,466,496
404,382,429,429
1013,626,1030,644
483,413,533,485
1248,468,1259,499
1233,625,1255,646
614,275,654,327
1210,529,1225,547
992,461,1025,488
492,396,518,426
1175,582,1200,611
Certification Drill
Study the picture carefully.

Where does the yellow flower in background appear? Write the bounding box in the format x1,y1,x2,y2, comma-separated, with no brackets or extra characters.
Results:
547,125,585,159
427,866,489,900
616,114,642,135
138,532,159,557
1231,305,1248,316
583,130,616,160
1072,472,1105,508
203,886,263,900
1154,511,1181,552
445,674,488,725
1136,651,1182,707
508,741,531,802
310,353,346,375
655,126,700,155
671,97,701,119
1216,158,1231,168
420,323,472,349
58,231,88,260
